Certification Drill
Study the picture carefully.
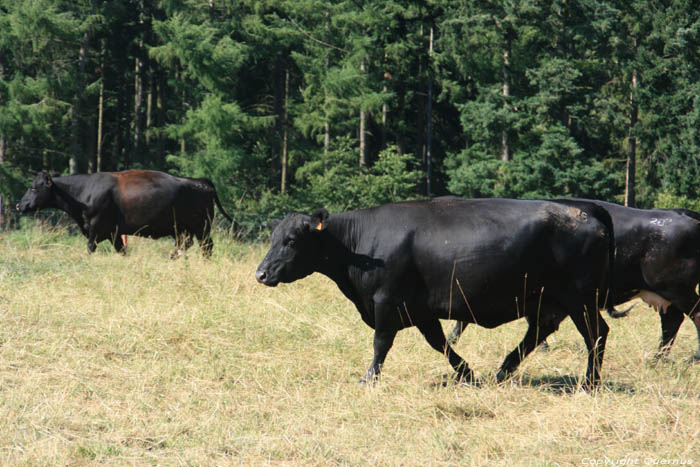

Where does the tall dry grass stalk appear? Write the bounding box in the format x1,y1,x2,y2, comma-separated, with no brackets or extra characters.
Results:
0,223,699,465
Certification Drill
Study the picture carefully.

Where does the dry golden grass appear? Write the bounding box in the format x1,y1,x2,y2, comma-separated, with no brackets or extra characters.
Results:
1,223,699,465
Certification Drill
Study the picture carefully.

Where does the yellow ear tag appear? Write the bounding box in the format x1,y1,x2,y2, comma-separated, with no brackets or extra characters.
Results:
315,221,323,231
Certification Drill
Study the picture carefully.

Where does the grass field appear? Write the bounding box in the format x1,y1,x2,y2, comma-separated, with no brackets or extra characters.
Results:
1,223,699,465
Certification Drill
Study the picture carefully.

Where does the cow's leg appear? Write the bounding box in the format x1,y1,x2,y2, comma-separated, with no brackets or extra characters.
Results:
447,321,468,345
170,233,193,259
656,305,685,359
497,308,566,382
197,219,214,258
199,234,213,258
112,232,126,254
360,329,397,384
84,210,112,254
693,312,700,361
416,319,473,383
182,234,194,250
656,289,700,359
87,227,97,254
568,305,609,390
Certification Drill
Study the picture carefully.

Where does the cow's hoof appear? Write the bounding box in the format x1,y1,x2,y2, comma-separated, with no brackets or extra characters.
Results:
170,249,185,260
539,341,551,351
495,369,512,383
456,369,475,385
690,353,700,363
581,381,600,393
358,374,379,386
446,333,460,345
650,351,670,364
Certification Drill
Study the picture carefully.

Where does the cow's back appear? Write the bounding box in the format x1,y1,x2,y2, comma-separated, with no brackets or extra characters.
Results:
344,198,610,327
589,201,700,289
111,170,213,235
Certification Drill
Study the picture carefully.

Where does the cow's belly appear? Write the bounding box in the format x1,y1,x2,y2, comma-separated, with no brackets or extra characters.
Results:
428,290,536,328
417,260,573,329
125,224,174,239
121,206,206,238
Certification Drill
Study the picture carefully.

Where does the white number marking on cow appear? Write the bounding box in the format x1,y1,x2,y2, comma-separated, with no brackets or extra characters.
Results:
650,218,673,227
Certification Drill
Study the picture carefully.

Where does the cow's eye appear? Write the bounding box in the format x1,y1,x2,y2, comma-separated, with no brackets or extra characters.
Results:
287,239,296,248
30,188,36,193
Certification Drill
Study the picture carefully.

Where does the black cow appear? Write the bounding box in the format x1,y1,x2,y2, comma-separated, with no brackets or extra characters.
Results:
449,199,700,360
16,170,233,256
256,198,614,388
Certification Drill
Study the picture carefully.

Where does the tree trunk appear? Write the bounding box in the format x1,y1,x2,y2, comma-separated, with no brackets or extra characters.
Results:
426,27,434,196
324,109,330,156
133,54,143,161
501,27,512,162
382,52,389,151
122,57,135,168
113,63,126,169
417,25,426,171
156,70,166,166
324,59,330,156
625,68,638,207
272,56,284,188
281,68,289,194
133,19,145,165
381,89,387,151
323,11,331,156
359,59,367,167
179,68,186,156
146,76,153,146
0,58,4,164
96,74,104,172
87,110,97,174
70,30,89,174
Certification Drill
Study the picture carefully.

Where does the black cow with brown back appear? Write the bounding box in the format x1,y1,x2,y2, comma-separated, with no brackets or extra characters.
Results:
17,170,233,256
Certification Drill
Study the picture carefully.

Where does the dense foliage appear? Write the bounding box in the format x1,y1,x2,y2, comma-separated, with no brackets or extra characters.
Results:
2,0,700,232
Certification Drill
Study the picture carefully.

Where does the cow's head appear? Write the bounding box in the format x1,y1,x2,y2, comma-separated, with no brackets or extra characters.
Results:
255,208,329,287
16,172,55,213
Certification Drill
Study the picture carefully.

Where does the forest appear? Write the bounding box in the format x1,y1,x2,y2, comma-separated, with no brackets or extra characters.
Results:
2,0,700,234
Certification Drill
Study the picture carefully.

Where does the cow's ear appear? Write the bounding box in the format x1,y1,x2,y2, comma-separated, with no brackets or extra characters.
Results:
42,172,53,187
309,208,329,231
268,218,282,232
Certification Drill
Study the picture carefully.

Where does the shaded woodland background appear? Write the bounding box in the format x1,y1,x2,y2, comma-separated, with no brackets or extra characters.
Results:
2,0,700,234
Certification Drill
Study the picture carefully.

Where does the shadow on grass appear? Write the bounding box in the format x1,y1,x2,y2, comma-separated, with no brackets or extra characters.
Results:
648,353,700,366
431,373,484,389
517,374,637,395
430,372,637,394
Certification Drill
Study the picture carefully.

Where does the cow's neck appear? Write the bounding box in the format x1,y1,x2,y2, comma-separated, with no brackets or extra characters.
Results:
51,177,89,229
316,213,370,306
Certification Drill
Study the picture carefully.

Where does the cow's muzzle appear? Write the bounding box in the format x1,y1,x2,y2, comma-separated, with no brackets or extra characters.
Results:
255,268,278,286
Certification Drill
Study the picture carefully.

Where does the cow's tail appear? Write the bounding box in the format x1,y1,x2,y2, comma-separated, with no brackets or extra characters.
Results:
607,304,633,318
555,199,616,315
199,178,235,225
213,190,234,224
674,208,700,222
591,203,617,316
